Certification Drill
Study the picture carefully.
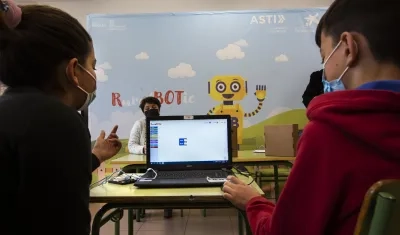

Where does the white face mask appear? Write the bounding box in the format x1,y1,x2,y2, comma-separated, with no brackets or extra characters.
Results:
76,64,97,111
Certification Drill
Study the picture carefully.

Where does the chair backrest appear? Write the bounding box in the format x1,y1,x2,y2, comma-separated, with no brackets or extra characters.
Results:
354,179,400,235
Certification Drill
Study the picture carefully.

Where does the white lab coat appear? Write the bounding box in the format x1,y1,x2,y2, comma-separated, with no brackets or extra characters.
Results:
128,118,146,154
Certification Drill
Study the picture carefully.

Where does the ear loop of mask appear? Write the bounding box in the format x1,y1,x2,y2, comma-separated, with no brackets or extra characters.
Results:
335,40,358,85
323,40,358,82
65,64,96,95
323,41,343,66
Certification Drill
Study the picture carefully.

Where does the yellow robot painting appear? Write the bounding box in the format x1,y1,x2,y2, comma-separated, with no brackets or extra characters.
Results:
207,75,266,145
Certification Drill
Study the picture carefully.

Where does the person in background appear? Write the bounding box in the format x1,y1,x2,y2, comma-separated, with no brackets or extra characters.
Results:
128,96,161,154
126,96,173,218
302,23,324,108
222,0,400,234
302,70,324,107
0,2,122,235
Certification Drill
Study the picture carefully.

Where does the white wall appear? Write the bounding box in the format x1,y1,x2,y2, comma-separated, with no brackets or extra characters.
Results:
17,0,332,25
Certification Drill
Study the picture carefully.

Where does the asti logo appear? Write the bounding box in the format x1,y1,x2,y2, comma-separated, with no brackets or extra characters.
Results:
108,20,126,30
91,20,126,30
250,15,285,24
304,13,320,27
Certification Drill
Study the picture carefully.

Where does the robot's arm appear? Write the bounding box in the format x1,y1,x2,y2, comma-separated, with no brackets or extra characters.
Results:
207,106,217,115
244,101,264,117
244,85,266,117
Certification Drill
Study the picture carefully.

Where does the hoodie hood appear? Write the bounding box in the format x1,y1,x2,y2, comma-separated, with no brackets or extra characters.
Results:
307,81,400,161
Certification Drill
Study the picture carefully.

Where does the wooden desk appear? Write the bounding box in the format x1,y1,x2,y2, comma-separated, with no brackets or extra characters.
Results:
111,150,295,166
110,150,295,200
90,175,262,235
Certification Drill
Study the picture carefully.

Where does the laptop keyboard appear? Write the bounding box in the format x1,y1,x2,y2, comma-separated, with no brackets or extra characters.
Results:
155,170,228,179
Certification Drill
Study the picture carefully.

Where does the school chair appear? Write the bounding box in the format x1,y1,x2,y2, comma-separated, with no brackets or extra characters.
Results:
354,179,400,235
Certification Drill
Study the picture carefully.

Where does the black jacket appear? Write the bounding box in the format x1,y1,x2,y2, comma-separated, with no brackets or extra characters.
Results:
302,70,324,107
0,87,100,235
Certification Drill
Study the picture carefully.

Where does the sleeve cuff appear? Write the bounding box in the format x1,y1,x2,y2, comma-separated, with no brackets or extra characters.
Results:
245,196,273,210
91,153,100,172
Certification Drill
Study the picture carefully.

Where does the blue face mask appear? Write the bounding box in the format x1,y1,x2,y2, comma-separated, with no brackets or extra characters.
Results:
322,41,349,93
322,72,345,93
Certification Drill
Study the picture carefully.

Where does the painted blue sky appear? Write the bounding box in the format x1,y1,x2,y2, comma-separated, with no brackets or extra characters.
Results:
87,9,326,138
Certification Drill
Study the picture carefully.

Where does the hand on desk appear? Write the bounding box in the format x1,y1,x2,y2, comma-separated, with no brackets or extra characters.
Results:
222,176,261,211
92,125,122,163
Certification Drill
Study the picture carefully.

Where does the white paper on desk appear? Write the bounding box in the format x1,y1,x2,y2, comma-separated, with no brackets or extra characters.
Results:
253,149,265,153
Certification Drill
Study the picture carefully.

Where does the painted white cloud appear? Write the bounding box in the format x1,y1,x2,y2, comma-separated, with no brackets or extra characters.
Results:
216,44,245,60
267,107,292,118
95,68,108,82
243,119,253,128
275,54,289,62
94,62,112,82
234,39,249,47
135,52,149,60
97,62,112,70
89,110,144,140
168,63,196,79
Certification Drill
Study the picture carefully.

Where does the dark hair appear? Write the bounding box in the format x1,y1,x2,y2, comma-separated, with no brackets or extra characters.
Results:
139,96,161,111
0,5,92,89
315,13,325,48
318,0,400,67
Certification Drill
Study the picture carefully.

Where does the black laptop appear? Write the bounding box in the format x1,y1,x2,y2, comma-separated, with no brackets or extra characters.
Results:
134,115,233,188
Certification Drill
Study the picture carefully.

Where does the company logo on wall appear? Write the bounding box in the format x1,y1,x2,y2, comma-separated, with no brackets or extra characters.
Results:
250,15,287,33
295,13,321,33
91,19,127,31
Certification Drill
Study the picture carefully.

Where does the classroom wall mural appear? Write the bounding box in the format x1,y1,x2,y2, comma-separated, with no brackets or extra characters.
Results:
87,9,326,177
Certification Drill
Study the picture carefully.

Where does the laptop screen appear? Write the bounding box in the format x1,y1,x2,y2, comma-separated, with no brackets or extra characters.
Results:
149,118,229,165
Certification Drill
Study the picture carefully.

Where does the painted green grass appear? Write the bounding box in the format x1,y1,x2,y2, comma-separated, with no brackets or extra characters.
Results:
92,109,308,157
91,110,308,181
241,109,308,149
91,139,130,161
91,139,131,184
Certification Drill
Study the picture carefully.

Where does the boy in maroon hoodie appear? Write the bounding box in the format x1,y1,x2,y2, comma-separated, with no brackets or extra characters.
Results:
222,0,400,234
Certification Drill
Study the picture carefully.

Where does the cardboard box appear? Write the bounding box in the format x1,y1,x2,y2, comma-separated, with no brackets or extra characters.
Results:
264,124,299,157
231,126,238,158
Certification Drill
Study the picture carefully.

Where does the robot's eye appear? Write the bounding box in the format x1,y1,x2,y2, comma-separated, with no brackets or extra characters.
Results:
230,82,241,92
216,82,226,93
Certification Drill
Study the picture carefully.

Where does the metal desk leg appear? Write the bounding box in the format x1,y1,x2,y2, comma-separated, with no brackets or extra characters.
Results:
128,209,134,235
135,209,141,222
238,211,244,235
253,166,261,186
114,220,120,235
92,204,119,235
238,210,252,235
273,164,279,200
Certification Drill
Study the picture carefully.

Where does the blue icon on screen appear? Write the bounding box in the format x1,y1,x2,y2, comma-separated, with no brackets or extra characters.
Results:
179,138,187,146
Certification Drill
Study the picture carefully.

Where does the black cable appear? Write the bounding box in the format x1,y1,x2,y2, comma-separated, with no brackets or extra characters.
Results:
229,165,257,185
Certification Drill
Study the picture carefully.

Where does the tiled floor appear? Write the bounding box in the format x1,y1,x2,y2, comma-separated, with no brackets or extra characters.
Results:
90,204,241,235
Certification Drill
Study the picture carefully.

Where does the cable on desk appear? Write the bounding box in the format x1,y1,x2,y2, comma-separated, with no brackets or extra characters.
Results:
90,170,142,188
90,168,159,188
224,166,256,185
140,168,157,180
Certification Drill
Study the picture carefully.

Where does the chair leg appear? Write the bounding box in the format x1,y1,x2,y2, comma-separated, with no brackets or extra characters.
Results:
180,209,183,217
202,209,207,217
135,209,141,222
